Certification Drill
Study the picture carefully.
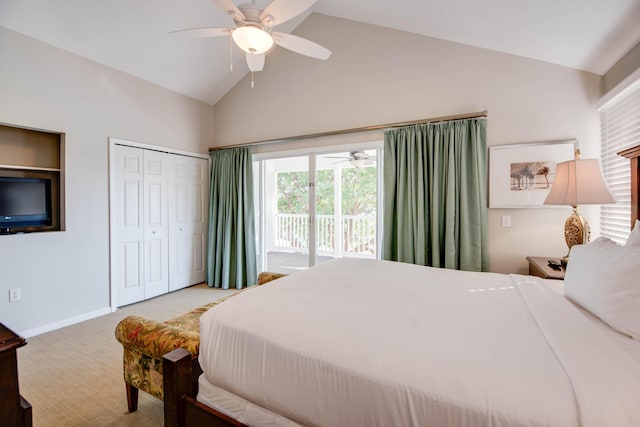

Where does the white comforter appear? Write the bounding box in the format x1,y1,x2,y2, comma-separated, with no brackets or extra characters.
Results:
198,258,640,427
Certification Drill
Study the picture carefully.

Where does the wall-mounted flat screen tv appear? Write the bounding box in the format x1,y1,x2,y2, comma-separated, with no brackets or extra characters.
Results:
0,177,52,230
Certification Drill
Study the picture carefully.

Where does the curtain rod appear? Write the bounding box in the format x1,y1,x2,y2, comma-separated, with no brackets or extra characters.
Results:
209,110,488,152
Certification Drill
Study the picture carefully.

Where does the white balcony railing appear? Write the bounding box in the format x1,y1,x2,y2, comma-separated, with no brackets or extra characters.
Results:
274,213,376,257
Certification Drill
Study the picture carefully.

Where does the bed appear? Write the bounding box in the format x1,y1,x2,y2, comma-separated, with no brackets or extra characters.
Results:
163,145,640,427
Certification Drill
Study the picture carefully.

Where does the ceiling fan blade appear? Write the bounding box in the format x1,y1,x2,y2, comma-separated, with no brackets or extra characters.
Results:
169,27,232,38
210,0,246,21
272,32,331,60
260,0,316,26
246,52,265,72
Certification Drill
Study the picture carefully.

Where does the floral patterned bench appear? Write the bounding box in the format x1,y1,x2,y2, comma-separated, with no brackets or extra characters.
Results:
114,272,287,412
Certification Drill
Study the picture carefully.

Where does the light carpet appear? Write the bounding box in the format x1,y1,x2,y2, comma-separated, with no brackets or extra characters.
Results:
16,284,239,427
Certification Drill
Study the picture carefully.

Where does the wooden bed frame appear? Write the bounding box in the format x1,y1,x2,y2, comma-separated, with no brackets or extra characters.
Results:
619,144,640,229
162,348,243,427
162,144,640,427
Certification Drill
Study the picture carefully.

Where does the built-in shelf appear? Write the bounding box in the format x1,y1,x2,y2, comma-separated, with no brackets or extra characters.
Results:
0,123,65,234
0,164,61,172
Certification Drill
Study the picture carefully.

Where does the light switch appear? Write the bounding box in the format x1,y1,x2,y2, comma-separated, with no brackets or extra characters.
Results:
501,215,511,227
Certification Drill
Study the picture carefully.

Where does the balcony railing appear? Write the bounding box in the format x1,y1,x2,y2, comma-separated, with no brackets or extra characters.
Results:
274,213,376,257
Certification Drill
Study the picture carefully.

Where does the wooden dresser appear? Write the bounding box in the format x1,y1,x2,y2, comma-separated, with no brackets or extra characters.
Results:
0,323,32,427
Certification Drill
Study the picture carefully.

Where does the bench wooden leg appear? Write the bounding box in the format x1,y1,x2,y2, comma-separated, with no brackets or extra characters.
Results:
126,383,139,412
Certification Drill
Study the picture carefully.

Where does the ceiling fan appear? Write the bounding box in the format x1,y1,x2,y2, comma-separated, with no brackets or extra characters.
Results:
171,0,331,78
327,151,376,168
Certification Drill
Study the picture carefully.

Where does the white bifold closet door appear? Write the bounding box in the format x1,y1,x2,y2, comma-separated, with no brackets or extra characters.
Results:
143,149,170,299
111,143,208,307
189,158,208,285
112,145,145,306
168,155,208,291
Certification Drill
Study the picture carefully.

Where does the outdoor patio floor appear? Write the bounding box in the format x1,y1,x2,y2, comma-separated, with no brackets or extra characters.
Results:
266,251,334,275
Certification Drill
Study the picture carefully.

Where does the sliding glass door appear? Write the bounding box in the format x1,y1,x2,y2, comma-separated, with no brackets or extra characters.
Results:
315,151,378,265
255,147,380,275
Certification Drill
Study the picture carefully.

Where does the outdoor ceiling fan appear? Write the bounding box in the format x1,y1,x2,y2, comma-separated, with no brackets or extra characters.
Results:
328,151,376,168
171,0,331,81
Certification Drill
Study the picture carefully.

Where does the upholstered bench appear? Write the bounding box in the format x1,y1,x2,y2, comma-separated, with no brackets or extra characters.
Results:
114,272,287,412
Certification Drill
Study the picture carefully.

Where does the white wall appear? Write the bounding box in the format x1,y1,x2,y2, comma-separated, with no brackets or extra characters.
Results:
0,27,214,336
603,41,640,93
212,14,602,275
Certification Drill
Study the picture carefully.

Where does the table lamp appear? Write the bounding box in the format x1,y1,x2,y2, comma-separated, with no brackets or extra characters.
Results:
543,150,616,265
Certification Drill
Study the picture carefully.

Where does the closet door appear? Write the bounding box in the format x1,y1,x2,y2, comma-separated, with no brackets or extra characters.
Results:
190,157,208,284
110,141,206,306
169,156,208,289
168,155,191,291
143,150,169,299
112,145,145,306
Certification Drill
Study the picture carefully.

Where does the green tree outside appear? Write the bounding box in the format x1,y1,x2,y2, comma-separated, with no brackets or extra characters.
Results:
277,167,376,215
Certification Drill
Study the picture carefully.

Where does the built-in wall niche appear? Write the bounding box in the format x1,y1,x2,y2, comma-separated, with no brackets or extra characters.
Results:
0,123,65,234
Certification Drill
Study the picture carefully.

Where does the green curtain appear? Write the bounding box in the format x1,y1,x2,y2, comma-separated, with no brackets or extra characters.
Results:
382,118,488,271
206,147,257,289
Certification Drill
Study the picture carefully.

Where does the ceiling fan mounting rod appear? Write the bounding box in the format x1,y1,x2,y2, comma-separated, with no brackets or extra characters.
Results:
234,4,265,27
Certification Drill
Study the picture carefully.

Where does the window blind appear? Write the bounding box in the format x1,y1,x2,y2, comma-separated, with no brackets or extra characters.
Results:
599,80,640,244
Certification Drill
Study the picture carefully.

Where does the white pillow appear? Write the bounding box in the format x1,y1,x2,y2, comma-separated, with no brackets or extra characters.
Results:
626,220,640,247
564,237,640,340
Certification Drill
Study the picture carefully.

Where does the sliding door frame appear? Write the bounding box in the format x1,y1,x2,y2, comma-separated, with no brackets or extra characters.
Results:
253,140,384,272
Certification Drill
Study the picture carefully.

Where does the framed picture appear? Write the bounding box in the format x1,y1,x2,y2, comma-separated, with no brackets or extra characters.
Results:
489,140,576,208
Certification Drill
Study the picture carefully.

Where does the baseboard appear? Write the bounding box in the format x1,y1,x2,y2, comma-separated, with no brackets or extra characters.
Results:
19,307,112,338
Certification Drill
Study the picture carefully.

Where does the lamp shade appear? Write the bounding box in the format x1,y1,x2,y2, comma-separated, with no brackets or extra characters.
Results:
544,159,616,206
232,26,274,54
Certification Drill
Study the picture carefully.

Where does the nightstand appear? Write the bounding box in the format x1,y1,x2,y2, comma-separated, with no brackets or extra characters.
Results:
526,256,565,280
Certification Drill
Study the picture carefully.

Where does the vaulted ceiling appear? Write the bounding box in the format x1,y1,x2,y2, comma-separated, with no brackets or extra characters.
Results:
1,0,639,105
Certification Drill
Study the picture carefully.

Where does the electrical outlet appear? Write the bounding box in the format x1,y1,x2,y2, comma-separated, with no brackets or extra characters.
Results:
9,288,21,302
501,215,511,227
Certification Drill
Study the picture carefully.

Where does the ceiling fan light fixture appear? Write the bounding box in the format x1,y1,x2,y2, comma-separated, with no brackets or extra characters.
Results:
232,26,273,54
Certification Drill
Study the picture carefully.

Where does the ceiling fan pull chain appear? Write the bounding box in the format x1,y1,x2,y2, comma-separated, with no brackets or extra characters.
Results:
229,35,233,71
251,71,255,88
